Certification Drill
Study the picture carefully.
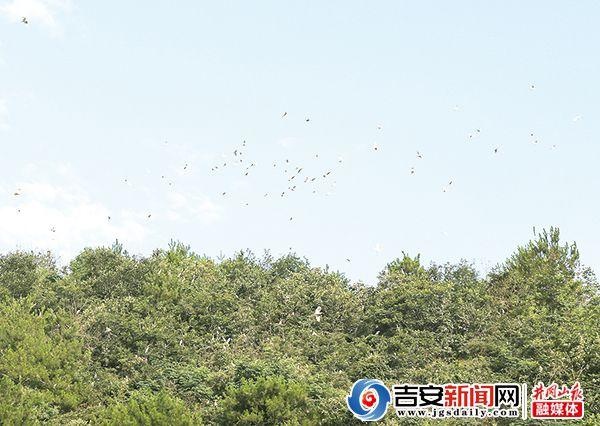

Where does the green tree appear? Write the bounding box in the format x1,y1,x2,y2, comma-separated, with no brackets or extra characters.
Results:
95,390,200,425
216,376,320,425
0,298,92,424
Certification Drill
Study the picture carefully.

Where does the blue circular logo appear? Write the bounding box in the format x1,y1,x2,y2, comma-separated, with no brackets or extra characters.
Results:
346,379,391,421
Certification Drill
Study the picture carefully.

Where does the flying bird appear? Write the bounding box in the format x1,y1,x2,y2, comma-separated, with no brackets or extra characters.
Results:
443,180,453,192
468,129,481,140
530,133,539,144
282,112,288,118
416,151,423,159
22,17,28,24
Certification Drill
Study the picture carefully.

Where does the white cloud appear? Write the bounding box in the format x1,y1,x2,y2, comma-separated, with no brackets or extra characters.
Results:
0,0,71,35
0,180,148,262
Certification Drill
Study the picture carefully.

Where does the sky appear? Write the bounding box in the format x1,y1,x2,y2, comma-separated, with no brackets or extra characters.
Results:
1,1,599,283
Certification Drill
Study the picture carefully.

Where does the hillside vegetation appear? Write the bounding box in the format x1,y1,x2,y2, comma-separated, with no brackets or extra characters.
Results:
0,228,598,425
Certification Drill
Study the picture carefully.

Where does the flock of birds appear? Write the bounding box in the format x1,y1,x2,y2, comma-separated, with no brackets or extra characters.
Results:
13,16,570,236
206,129,345,222
10,89,572,253
11,13,589,325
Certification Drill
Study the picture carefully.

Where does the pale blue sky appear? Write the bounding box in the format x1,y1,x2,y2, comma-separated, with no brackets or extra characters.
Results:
1,1,599,282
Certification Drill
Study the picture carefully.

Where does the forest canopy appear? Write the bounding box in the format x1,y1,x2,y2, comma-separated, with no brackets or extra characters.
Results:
0,228,598,425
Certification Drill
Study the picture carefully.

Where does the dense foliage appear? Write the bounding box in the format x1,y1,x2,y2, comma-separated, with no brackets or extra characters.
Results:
0,228,598,424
